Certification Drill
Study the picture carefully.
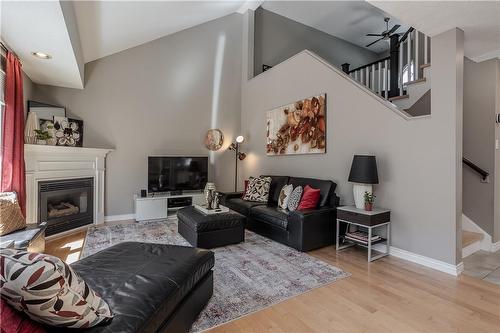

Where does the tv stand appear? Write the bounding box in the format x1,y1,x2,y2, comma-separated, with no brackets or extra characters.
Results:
134,192,204,221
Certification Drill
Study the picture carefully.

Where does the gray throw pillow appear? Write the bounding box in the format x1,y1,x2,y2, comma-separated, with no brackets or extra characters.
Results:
287,186,303,211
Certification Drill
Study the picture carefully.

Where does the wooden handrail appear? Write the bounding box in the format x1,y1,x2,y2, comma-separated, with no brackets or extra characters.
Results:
348,56,390,74
463,157,489,181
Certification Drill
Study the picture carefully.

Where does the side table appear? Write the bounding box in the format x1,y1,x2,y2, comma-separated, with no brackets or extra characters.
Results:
336,206,391,262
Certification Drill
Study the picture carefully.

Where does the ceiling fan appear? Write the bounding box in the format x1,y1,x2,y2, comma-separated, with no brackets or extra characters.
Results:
365,17,401,47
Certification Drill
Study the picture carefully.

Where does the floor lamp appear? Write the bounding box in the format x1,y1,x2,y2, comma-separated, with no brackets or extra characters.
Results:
229,136,246,192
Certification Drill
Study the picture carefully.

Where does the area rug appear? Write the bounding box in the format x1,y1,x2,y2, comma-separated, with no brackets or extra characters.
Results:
82,219,350,332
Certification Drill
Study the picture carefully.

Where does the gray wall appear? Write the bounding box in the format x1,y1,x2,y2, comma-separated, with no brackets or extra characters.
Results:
463,58,497,236
253,8,381,76
495,61,500,242
22,71,34,116
241,29,463,265
32,13,243,216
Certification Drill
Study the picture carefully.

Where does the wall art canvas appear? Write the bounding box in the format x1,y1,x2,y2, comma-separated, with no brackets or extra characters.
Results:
28,100,66,120
266,93,326,155
54,116,83,147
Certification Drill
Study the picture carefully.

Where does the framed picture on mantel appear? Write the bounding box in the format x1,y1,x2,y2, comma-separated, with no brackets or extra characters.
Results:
266,93,326,156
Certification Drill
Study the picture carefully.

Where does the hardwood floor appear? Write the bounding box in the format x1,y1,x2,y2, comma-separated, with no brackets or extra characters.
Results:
46,226,500,333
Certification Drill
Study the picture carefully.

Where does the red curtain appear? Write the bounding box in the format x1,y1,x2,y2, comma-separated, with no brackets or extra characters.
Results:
1,52,26,216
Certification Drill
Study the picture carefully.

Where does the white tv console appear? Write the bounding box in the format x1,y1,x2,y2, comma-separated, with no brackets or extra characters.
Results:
134,192,205,221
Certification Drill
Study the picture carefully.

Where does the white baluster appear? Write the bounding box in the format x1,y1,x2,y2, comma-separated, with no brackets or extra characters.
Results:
366,67,370,89
360,68,364,85
424,34,428,65
407,33,411,82
399,42,403,96
415,31,419,80
378,62,382,95
371,64,375,92
354,70,358,82
384,59,388,99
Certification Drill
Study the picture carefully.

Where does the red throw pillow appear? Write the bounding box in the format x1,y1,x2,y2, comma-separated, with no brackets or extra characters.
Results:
242,179,249,197
0,298,46,333
298,185,321,210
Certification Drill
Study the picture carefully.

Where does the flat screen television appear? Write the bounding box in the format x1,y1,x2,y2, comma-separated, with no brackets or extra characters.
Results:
148,156,208,193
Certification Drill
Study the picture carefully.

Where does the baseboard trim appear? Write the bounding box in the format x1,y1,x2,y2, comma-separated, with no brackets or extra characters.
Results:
373,244,463,276
492,241,500,252
104,214,136,222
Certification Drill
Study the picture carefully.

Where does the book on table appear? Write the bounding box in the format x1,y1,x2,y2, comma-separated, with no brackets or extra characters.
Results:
344,231,381,244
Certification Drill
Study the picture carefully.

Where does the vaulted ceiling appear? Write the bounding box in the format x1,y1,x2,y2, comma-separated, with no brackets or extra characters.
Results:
2,1,499,89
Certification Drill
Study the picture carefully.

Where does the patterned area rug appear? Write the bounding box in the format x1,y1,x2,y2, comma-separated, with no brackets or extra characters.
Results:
82,219,350,332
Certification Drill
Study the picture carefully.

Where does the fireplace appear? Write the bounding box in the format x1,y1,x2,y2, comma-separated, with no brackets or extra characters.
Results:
38,178,94,236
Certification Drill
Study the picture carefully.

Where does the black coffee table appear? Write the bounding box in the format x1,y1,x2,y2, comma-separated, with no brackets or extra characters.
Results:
177,206,246,249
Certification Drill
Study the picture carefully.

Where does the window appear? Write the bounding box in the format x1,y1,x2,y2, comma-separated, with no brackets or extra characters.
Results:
402,60,415,85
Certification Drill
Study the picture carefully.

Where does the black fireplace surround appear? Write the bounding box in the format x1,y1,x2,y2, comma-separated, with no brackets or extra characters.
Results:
38,177,94,236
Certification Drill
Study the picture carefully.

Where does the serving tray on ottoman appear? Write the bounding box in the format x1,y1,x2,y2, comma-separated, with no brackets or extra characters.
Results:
177,206,246,249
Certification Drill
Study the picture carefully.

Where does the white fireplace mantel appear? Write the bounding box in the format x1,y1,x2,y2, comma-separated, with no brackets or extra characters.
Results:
24,144,114,225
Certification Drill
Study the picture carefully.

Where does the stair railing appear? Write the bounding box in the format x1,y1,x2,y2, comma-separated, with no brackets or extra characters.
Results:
343,28,431,101
463,157,489,182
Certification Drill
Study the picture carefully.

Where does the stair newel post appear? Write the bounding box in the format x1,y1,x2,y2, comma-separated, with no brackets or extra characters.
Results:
341,63,350,74
389,34,400,98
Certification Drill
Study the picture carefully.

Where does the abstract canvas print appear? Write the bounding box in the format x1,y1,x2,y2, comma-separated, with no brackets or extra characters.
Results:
266,93,326,155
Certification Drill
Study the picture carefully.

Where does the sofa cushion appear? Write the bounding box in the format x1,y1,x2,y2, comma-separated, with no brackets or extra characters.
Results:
69,242,214,333
261,176,289,205
250,206,289,229
225,198,266,216
288,177,336,207
298,185,321,210
278,184,293,209
287,186,303,212
243,176,272,202
0,248,113,329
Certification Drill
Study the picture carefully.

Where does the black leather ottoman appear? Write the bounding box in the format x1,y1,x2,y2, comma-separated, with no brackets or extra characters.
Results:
56,242,214,333
177,206,245,249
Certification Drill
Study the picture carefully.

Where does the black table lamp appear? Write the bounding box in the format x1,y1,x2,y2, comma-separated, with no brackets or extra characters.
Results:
348,155,379,209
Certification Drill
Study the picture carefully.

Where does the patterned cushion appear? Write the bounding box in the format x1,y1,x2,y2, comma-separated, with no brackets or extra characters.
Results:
243,176,272,202
278,184,293,209
287,186,303,211
0,249,113,328
0,192,26,236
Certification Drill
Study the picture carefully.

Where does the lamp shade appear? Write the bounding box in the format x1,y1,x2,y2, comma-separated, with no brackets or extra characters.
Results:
348,155,379,184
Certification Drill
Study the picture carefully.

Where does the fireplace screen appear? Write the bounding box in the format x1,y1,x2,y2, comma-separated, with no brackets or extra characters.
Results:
38,178,93,236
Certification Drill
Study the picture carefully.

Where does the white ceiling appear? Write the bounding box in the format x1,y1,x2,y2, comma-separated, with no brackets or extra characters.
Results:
262,1,408,54
73,1,248,63
369,1,500,62
1,0,84,88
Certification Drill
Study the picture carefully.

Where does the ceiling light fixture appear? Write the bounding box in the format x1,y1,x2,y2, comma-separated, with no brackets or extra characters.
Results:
31,52,52,59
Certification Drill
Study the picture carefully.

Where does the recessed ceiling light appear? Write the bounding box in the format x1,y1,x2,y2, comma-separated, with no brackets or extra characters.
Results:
31,52,51,59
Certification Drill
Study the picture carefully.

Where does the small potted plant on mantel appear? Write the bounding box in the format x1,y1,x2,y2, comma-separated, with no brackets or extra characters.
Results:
34,129,52,145
364,191,375,211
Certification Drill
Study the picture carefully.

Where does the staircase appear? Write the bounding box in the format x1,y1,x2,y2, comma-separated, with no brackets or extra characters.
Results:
343,28,431,116
462,231,484,258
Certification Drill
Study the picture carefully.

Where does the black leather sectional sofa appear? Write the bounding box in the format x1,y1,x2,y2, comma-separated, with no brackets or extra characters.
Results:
54,242,214,333
223,176,339,251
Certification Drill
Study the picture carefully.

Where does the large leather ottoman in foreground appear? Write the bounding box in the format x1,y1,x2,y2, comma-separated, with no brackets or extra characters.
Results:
57,242,214,333
177,206,245,249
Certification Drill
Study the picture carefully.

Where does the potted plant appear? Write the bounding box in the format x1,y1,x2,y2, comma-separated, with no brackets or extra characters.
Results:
34,129,52,145
364,191,375,211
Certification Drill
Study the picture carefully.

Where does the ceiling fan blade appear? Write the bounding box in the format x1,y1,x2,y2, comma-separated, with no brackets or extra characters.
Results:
387,24,401,35
366,33,383,37
366,38,384,47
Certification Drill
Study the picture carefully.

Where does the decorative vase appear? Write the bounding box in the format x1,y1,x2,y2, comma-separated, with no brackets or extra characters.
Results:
204,183,216,207
364,202,373,211
24,112,39,144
